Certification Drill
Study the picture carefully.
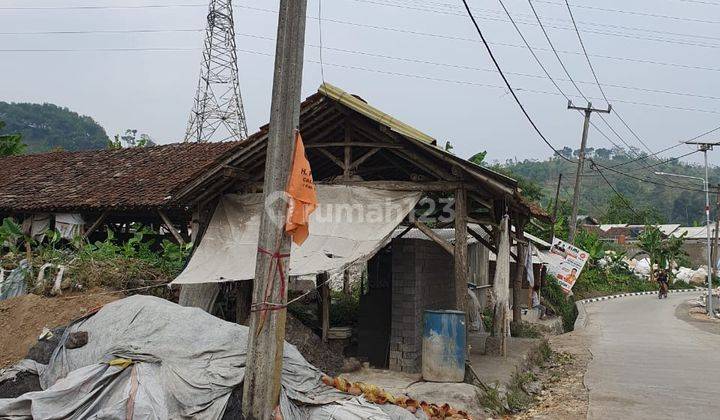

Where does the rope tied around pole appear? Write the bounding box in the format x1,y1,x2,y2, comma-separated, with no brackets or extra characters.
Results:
251,246,291,315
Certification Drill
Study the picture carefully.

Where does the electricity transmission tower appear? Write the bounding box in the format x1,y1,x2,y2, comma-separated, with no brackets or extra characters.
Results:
184,0,248,142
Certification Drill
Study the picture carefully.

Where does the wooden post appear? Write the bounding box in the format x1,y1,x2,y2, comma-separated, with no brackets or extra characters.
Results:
242,0,308,417
454,187,468,312
317,272,330,342
83,210,109,239
342,269,351,295
512,219,526,324
190,206,200,243
158,210,186,245
343,123,352,180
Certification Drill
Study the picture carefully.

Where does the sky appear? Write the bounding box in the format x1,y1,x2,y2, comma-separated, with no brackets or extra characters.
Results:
2,0,720,165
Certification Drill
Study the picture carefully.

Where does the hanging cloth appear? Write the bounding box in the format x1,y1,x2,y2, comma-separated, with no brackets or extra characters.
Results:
285,132,318,246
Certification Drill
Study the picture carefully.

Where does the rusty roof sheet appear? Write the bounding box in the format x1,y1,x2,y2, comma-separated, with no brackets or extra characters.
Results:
0,141,243,212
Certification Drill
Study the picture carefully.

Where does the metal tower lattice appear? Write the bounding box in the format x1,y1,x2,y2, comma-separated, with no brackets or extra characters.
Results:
184,0,248,142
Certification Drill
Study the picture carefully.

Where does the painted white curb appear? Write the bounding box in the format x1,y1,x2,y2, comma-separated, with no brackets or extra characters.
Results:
577,288,699,305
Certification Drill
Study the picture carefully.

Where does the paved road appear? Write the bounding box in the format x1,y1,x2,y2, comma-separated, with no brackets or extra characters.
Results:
583,292,720,419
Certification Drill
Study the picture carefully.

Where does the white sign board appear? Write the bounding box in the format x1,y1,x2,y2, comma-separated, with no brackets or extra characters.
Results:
545,238,589,293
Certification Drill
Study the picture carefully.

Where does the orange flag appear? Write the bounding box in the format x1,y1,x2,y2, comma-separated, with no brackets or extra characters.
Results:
285,132,317,245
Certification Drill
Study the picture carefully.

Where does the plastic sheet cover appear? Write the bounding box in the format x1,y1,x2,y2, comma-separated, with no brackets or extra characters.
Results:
172,185,421,285
0,295,419,419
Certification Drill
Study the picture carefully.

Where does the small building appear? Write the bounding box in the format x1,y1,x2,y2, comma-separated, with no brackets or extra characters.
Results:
0,141,245,244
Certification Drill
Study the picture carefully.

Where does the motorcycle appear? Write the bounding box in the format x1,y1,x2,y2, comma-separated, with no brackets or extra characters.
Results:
658,281,668,299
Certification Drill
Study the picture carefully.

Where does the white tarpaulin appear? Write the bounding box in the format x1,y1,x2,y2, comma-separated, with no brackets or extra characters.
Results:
172,185,421,285
54,213,85,240
0,295,421,419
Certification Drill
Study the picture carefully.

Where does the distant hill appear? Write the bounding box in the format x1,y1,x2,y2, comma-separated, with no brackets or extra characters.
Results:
0,102,109,153
492,149,720,226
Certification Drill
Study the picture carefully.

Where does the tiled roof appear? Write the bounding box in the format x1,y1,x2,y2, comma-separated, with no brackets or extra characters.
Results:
0,141,243,212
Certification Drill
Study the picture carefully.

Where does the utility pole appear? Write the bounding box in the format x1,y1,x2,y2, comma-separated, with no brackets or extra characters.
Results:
712,186,720,283
567,101,611,243
552,173,563,224
242,0,308,418
684,141,720,317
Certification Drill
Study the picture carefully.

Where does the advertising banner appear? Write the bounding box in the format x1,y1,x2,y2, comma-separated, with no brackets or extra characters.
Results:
546,238,589,293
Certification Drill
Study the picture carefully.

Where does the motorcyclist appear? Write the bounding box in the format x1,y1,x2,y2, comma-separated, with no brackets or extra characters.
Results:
657,269,669,299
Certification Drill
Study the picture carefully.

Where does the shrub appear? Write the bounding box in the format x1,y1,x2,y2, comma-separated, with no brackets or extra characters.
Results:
543,276,577,332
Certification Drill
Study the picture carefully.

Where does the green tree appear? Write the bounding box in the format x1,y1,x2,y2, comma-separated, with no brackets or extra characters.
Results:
636,226,688,279
0,102,108,153
108,129,156,149
602,194,665,225
0,120,25,156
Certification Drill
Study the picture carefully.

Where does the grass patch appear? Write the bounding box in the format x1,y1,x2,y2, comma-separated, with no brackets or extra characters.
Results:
478,384,507,415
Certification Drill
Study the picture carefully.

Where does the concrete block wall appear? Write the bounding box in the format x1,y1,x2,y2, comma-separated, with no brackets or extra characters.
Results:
388,238,454,373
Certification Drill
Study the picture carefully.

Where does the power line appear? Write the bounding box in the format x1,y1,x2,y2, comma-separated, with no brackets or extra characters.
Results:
349,0,720,50
494,0,650,171
459,0,573,163
624,149,699,173
4,27,720,102
562,0,656,158
526,0,663,172
535,0,720,25
605,143,687,169
318,0,327,83
590,159,708,193
592,163,644,219
3,42,720,116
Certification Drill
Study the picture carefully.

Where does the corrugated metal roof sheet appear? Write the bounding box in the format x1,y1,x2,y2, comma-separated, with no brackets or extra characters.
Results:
318,82,438,146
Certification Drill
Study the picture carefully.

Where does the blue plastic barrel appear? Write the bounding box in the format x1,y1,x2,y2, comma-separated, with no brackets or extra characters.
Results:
421,310,466,382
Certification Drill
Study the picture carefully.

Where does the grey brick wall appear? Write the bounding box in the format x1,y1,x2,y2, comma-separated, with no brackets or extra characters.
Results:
388,238,455,373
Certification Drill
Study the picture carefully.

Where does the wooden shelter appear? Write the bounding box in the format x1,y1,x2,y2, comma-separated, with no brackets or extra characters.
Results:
174,83,550,334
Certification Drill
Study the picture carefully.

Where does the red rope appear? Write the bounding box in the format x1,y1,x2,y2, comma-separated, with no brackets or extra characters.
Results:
251,247,291,314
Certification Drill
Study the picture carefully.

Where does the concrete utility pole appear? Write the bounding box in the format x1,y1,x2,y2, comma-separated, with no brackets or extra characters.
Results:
567,101,611,243
657,141,720,317
242,0,308,418
685,141,720,317
712,186,720,284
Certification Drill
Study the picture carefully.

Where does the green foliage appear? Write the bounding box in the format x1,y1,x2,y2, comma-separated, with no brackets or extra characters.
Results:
470,150,487,165
0,102,109,153
543,277,578,332
488,164,545,202
330,285,360,327
498,149,719,225
603,194,664,225
1,218,190,294
572,266,657,300
108,129,156,149
636,225,689,275
0,120,26,156
574,230,605,264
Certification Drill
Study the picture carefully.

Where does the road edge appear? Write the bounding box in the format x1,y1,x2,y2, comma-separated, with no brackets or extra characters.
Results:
573,288,699,331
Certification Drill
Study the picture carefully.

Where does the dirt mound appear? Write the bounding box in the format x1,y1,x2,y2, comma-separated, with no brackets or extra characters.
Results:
284,314,345,376
0,291,120,369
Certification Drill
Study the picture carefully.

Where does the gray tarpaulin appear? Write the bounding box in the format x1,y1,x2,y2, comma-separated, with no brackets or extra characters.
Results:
0,295,420,419
172,185,421,285
0,260,29,301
